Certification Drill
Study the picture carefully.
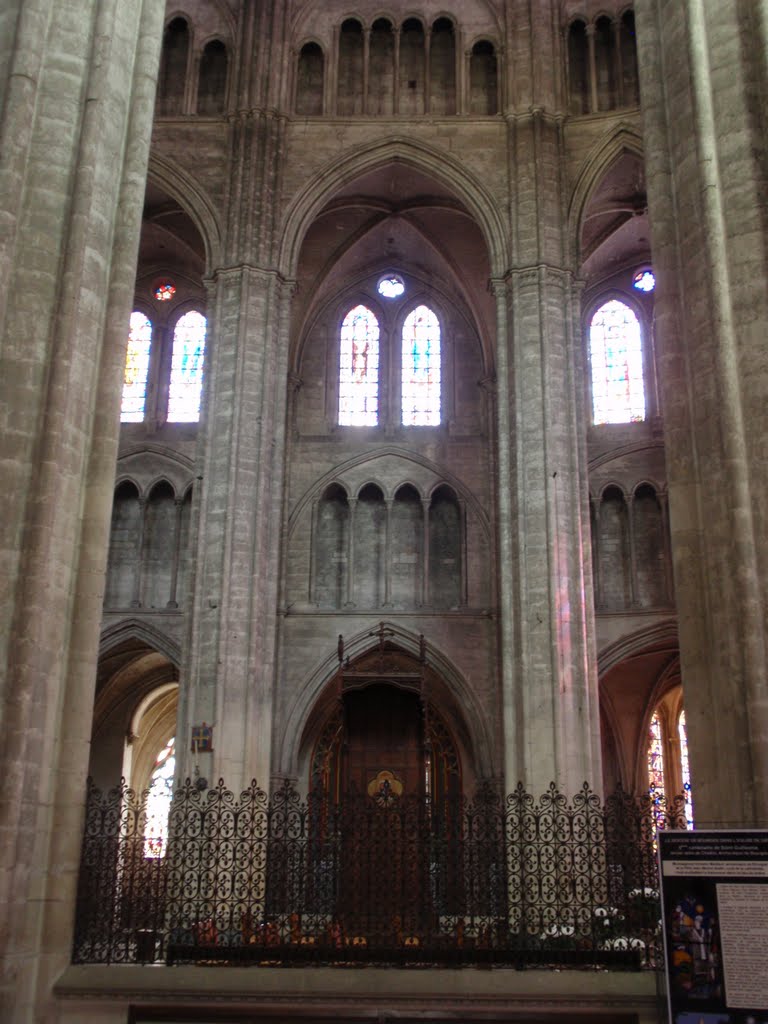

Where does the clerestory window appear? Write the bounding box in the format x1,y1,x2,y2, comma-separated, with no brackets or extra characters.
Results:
402,305,441,425
339,305,380,425
168,310,206,422
589,299,645,424
120,307,207,425
338,301,442,428
121,312,153,422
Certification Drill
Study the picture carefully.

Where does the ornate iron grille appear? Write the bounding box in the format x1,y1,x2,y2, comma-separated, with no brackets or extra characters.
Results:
72,779,684,968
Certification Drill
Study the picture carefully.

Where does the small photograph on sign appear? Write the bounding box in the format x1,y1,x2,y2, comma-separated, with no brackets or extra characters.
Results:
664,880,723,1005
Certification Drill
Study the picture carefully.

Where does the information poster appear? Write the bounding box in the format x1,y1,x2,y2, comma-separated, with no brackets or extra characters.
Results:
659,831,768,1024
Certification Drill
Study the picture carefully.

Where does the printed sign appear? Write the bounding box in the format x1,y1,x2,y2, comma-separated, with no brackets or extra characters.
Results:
659,831,768,1024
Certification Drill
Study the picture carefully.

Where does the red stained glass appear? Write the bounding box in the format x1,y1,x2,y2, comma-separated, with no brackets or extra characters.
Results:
155,281,176,302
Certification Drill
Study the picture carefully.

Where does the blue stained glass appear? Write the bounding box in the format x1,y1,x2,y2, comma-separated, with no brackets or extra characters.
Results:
168,310,206,422
678,710,694,829
632,269,655,292
339,305,379,425
648,710,665,833
590,299,645,424
402,305,440,426
121,312,152,422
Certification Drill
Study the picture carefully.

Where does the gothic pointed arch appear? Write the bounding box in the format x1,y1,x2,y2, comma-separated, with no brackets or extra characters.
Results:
277,623,494,785
279,138,508,278
567,125,645,264
147,154,223,270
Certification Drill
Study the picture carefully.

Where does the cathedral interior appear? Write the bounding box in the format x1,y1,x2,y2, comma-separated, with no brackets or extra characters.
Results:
2,1,767,1022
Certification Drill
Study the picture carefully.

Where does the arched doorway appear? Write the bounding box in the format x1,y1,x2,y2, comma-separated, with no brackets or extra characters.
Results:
303,632,465,944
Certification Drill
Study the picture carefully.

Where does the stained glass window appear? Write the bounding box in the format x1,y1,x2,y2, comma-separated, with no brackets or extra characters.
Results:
648,709,665,832
678,710,694,829
590,299,645,424
155,281,176,302
168,310,206,422
143,736,175,858
632,268,655,293
121,312,152,422
339,305,379,426
378,274,405,299
402,305,440,426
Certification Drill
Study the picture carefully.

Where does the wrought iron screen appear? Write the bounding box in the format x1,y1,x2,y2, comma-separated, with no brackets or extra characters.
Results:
73,779,684,968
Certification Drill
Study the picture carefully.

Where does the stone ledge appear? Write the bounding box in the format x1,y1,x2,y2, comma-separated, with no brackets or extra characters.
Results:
56,964,660,1014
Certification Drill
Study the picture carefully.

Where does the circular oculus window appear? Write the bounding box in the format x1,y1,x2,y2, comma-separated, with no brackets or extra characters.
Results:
377,274,405,299
632,268,655,293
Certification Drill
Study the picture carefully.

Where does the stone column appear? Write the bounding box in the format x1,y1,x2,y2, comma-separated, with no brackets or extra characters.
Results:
497,1,600,794
345,497,358,607
635,0,768,825
175,0,294,794
496,257,600,795
178,263,294,792
0,1,164,1020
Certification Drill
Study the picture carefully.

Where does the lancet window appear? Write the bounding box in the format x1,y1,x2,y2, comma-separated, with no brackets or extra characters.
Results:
402,305,441,426
339,305,380,426
168,310,207,422
143,736,176,858
589,299,645,424
121,306,207,425
678,710,694,829
645,692,694,830
338,302,442,428
121,312,153,422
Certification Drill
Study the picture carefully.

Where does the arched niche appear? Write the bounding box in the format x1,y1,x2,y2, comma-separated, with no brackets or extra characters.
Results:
567,20,589,114
598,485,631,610
89,633,179,792
399,19,426,116
296,42,324,115
157,17,190,116
390,484,423,608
632,482,667,608
430,18,456,115
598,624,680,794
368,20,395,114
105,480,141,608
469,40,498,115
197,39,228,115
337,19,364,115
298,639,478,796
143,480,177,609
354,483,386,609
125,683,180,795
313,483,349,608
428,484,462,608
